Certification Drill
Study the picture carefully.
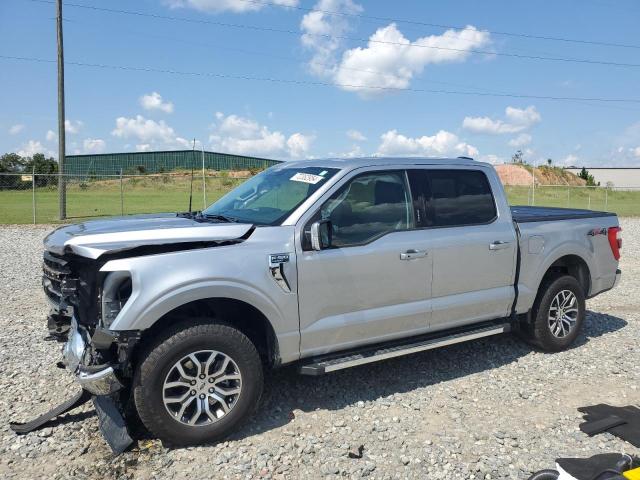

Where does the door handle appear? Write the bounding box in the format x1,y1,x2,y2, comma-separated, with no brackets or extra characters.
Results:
400,249,427,260
489,240,512,250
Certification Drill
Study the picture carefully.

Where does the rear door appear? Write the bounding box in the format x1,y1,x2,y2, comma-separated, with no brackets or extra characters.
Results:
296,169,433,357
407,167,516,330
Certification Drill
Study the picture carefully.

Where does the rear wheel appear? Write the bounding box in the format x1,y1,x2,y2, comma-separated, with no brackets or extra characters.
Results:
133,319,263,446
528,274,586,352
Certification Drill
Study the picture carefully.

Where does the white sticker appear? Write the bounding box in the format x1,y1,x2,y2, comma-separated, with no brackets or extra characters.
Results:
290,172,325,184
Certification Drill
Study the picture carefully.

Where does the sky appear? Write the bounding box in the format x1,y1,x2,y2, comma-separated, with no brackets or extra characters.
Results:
1,0,640,166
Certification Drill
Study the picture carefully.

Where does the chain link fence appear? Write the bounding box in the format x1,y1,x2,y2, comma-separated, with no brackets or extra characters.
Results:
1,172,640,224
0,171,250,224
503,184,640,218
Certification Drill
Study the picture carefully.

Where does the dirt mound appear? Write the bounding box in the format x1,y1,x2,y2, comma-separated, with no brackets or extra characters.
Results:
536,165,586,186
495,164,586,186
495,164,532,186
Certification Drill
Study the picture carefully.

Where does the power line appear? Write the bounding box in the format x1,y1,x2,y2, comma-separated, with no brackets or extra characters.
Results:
3,54,639,104
24,0,640,68
65,17,516,97
231,0,640,50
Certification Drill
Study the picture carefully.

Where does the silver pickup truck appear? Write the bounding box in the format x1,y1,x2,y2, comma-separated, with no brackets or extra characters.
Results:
37,157,622,447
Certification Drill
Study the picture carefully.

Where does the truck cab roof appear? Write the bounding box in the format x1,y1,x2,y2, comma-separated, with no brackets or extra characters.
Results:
276,156,484,171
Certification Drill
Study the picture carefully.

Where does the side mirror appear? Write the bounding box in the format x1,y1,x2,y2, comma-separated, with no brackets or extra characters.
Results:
310,219,332,251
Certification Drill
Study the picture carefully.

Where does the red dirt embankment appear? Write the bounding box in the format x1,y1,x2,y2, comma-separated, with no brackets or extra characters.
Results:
495,164,586,186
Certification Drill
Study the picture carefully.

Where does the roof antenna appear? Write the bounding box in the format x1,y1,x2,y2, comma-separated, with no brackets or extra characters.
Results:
188,138,196,215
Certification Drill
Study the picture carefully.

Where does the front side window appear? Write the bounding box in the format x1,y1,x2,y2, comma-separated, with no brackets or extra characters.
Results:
408,169,497,227
317,171,412,247
204,166,339,225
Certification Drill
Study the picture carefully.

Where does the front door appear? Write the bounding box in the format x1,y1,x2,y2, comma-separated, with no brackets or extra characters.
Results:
296,170,433,357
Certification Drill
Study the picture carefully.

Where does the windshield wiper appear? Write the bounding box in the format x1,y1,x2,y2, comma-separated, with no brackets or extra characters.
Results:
202,213,237,223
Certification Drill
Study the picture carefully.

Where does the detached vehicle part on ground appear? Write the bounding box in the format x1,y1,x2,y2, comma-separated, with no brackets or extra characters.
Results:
31,157,622,448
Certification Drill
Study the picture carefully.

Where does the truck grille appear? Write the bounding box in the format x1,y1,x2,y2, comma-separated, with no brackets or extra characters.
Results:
42,251,73,310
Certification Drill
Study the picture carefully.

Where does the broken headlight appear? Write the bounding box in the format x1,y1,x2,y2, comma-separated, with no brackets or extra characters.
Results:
100,271,132,328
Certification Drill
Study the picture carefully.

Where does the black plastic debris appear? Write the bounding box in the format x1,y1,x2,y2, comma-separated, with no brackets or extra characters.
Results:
93,395,134,455
9,389,92,434
557,453,635,480
527,453,637,480
579,404,640,447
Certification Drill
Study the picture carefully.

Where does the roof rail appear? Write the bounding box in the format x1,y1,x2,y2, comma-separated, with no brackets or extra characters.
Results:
457,156,475,161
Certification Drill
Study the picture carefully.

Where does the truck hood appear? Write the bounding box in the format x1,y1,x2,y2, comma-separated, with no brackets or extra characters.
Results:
43,213,254,259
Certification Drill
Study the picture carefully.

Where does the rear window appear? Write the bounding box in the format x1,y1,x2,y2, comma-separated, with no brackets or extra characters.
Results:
408,169,497,227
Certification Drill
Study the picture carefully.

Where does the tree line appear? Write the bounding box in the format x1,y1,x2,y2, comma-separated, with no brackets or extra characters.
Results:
0,152,59,188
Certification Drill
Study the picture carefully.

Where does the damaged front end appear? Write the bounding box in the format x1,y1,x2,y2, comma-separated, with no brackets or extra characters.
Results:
16,249,140,453
12,216,256,452
44,249,140,396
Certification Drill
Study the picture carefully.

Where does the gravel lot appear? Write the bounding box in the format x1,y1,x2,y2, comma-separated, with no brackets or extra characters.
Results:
0,220,638,480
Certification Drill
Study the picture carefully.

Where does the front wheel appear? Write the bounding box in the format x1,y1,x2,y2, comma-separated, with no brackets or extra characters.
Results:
528,274,586,352
133,320,263,446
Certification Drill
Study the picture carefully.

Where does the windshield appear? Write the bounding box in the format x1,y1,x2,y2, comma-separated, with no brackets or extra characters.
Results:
203,166,340,225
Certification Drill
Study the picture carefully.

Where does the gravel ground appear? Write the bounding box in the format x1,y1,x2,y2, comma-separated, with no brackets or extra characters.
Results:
0,220,638,480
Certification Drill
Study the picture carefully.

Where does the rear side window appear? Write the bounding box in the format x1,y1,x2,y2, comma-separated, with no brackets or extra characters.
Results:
408,169,497,227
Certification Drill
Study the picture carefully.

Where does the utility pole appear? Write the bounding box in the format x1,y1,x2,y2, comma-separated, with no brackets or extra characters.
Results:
56,0,66,220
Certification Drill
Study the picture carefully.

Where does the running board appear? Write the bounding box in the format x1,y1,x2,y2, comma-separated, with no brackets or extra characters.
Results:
299,322,510,375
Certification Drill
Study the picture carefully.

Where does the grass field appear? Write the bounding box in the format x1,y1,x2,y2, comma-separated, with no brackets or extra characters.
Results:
504,185,640,217
1,174,639,224
0,174,246,224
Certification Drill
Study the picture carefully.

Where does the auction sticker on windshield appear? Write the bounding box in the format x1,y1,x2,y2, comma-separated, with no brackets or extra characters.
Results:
290,172,325,184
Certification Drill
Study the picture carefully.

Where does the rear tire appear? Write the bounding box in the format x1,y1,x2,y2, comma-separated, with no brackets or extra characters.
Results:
133,319,263,446
528,274,586,352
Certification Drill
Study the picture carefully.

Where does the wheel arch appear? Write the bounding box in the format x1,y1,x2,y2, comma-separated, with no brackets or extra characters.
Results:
538,254,591,297
137,297,281,367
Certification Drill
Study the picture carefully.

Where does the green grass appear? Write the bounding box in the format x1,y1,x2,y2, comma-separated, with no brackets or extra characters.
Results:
1,175,639,224
504,186,640,217
0,175,245,224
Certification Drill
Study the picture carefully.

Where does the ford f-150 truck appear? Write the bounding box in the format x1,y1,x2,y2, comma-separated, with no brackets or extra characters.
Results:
32,157,622,447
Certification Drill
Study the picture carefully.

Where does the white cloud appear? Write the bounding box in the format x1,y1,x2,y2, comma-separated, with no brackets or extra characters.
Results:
167,0,298,13
82,138,106,154
136,144,152,152
559,154,580,166
479,154,504,165
463,106,541,135
46,130,57,142
139,92,174,113
64,120,83,134
287,132,315,158
346,129,366,142
112,115,176,143
8,124,24,135
111,115,196,150
300,0,363,77
505,106,541,126
17,140,55,158
376,129,478,158
209,113,313,158
634,147,640,158
338,144,364,158
508,133,532,147
332,24,491,97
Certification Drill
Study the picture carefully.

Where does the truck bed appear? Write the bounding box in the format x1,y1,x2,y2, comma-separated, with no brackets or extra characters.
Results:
510,205,616,223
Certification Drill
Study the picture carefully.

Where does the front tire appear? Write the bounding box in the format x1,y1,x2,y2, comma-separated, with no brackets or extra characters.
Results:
528,274,586,352
133,319,263,446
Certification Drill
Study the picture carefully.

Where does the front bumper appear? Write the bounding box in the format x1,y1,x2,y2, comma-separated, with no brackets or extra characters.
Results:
62,317,123,396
